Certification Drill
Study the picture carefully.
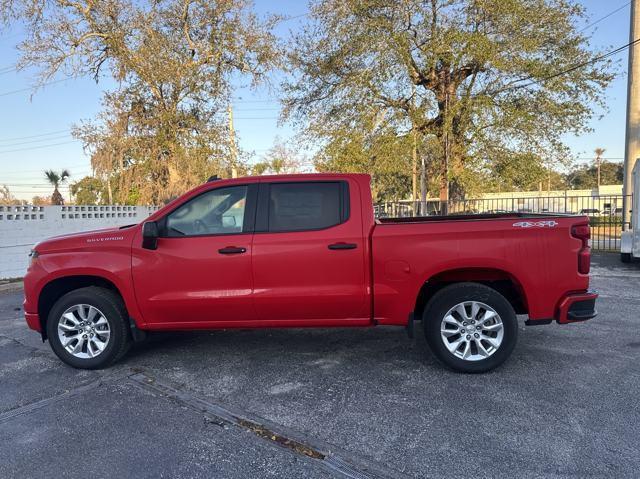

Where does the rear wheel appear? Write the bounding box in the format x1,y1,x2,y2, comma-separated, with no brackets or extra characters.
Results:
423,283,518,373
46,287,131,369
621,252,632,263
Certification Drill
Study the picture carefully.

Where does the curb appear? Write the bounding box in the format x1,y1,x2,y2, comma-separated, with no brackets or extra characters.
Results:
0,281,24,293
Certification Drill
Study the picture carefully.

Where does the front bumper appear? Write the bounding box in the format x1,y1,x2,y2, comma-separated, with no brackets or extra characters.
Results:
25,311,41,332
555,291,598,324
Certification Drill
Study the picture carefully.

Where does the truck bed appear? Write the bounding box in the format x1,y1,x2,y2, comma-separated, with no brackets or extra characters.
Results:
377,212,580,224
371,212,590,325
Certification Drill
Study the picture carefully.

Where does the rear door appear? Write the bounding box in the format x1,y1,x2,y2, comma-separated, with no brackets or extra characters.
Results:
251,179,369,322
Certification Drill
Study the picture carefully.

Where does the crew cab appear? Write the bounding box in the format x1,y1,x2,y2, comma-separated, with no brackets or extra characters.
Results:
23,174,597,372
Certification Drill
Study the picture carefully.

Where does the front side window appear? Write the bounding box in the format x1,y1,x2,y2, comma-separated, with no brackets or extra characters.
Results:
268,182,342,232
166,186,247,236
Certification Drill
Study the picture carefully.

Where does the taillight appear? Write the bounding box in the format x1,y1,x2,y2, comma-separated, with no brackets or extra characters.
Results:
571,224,591,274
571,224,590,240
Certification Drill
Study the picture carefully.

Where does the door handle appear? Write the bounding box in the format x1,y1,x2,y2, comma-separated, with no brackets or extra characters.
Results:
328,242,357,250
218,246,247,255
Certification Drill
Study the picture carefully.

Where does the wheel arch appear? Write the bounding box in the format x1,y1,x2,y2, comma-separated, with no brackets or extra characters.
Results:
38,275,125,339
414,268,528,320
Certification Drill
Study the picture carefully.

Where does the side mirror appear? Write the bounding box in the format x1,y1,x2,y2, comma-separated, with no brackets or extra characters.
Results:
142,221,159,250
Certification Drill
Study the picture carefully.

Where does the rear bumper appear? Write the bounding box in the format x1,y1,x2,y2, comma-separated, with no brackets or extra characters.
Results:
555,291,598,324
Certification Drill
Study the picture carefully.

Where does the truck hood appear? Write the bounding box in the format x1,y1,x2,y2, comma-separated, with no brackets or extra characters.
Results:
35,225,138,253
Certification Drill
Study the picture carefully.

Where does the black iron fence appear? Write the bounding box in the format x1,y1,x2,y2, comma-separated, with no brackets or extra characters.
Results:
374,194,632,251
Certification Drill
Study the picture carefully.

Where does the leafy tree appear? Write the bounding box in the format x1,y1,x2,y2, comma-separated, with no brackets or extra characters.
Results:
3,0,281,204
284,0,614,202
313,118,415,201
44,169,70,205
567,161,623,189
486,153,569,192
70,176,108,205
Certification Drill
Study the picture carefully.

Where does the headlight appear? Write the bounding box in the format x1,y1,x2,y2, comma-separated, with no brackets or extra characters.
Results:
28,249,39,267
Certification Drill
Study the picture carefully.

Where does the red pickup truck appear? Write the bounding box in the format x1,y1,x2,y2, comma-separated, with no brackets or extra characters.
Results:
23,173,597,372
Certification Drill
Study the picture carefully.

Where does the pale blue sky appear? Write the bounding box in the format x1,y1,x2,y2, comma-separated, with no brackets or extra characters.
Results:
0,0,631,200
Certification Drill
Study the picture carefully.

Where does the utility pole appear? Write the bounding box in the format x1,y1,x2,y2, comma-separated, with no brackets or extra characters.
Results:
412,128,418,205
593,148,607,193
227,104,238,178
623,0,640,230
593,148,604,192
440,91,450,215
410,84,418,206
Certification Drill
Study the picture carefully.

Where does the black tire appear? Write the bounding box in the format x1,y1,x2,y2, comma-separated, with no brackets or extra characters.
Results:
423,282,518,373
621,252,632,263
46,286,131,369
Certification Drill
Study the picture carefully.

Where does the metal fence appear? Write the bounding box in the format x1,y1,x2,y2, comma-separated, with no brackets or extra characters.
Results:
374,194,632,251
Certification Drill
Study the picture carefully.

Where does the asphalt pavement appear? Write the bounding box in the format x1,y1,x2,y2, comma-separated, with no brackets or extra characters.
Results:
1,252,639,478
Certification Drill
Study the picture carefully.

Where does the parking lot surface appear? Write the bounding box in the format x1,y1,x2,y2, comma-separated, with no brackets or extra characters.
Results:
1,252,639,478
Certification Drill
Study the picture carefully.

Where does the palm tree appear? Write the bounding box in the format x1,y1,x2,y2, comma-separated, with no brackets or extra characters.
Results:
44,169,70,205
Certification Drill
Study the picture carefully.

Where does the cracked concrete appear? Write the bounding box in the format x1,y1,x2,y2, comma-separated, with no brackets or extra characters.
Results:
1,252,639,478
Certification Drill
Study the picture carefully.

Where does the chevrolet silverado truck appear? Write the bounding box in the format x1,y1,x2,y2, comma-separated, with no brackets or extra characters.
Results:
23,173,597,373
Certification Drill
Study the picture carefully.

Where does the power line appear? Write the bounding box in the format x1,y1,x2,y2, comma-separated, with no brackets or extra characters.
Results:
0,129,71,142
502,37,640,92
0,140,80,154
2,184,73,188
1,164,91,174
0,134,72,148
0,79,281,103
1,173,93,180
578,2,631,33
0,78,71,98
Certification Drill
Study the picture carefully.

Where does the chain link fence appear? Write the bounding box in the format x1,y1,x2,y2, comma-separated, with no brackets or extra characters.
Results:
374,194,632,251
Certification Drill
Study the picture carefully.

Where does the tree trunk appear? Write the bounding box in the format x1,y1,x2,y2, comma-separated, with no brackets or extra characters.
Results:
438,155,448,215
107,177,113,204
51,187,64,205
438,89,452,215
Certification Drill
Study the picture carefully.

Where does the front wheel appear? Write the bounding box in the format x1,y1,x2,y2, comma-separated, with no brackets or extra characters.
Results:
46,287,131,369
423,283,518,373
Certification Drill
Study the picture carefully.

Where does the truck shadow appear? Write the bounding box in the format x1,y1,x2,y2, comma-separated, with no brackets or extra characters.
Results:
125,325,441,369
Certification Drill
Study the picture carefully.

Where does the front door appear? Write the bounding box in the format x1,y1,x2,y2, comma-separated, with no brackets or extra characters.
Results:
132,184,257,326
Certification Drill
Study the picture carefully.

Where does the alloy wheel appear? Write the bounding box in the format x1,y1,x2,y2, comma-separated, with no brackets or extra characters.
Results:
440,301,504,361
57,304,111,359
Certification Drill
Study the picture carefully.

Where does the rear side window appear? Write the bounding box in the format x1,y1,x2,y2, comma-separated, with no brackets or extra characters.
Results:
268,182,345,232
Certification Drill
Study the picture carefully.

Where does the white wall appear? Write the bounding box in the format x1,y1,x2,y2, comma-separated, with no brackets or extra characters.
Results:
0,204,160,280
